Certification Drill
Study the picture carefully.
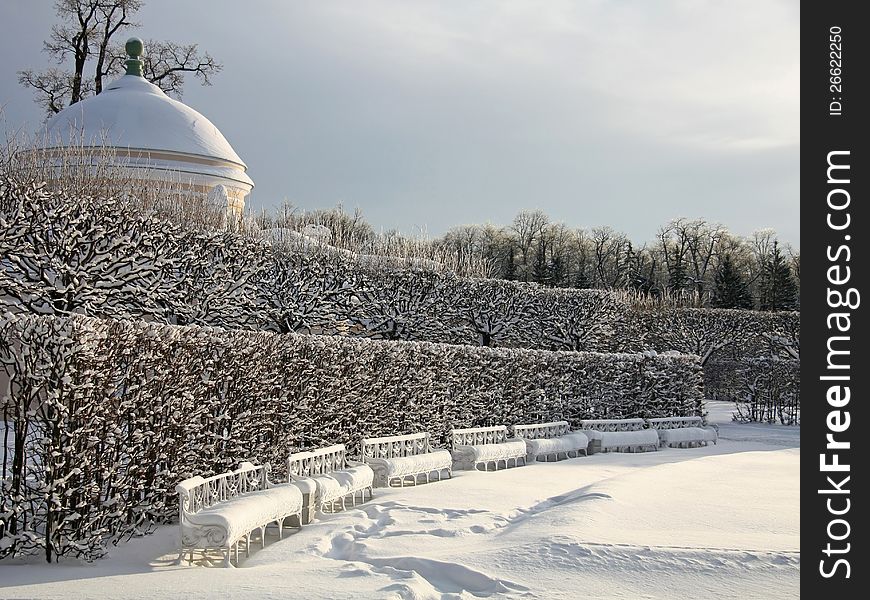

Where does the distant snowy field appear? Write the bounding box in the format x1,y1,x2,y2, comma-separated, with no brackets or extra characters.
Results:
0,401,799,600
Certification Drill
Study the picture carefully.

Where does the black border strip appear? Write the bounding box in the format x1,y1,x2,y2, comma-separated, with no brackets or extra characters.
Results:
802,2,868,594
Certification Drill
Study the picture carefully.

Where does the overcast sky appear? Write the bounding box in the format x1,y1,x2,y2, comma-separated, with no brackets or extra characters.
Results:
0,0,799,245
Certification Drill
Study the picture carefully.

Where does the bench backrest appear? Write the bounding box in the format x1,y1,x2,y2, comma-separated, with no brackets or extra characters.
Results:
451,425,509,448
176,461,269,517
361,432,432,461
646,416,704,430
513,421,570,440
288,444,348,479
580,418,647,432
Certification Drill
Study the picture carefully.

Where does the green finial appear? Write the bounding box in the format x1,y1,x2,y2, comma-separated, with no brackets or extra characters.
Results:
125,37,144,76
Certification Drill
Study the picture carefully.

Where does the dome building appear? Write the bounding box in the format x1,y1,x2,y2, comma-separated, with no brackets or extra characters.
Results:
38,37,253,217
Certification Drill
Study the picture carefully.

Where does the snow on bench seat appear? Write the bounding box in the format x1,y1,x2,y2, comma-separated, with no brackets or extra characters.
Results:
288,444,374,515
579,419,659,453
646,417,718,448
450,426,527,471
176,462,304,566
361,432,452,487
512,421,588,462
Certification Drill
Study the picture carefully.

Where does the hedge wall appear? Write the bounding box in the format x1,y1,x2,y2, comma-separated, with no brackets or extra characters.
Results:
703,358,800,425
0,176,798,364
0,311,703,561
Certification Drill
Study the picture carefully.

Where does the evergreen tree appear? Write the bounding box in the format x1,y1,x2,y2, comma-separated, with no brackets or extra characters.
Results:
548,255,566,287
712,253,753,309
759,241,798,311
574,264,590,288
668,260,688,292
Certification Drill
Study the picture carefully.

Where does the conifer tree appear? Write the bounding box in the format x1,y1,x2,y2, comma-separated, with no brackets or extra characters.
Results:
712,253,753,309
668,260,688,292
759,241,798,311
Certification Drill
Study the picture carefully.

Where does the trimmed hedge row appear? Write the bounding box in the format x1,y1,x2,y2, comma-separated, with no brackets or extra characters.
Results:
0,176,798,364
0,311,703,561
704,358,800,425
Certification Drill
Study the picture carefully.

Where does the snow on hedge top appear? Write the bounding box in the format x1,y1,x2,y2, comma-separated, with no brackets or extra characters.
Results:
42,75,250,176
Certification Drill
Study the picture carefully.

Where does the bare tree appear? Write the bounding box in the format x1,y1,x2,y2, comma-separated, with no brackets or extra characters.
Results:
656,218,691,291
590,226,628,288
93,0,141,94
105,39,222,99
786,245,800,282
682,219,726,296
18,0,221,116
569,228,593,287
44,0,107,106
16,68,87,115
510,210,549,281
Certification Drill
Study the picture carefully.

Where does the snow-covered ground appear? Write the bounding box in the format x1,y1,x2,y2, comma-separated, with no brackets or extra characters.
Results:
0,401,799,599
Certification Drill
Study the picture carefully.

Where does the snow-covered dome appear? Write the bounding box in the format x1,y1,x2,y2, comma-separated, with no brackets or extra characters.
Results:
39,37,253,216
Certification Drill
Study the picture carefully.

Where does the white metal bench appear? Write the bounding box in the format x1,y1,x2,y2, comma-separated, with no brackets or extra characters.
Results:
646,417,718,448
176,462,304,566
450,426,528,471
512,421,588,462
361,432,452,487
579,419,659,453
288,444,374,515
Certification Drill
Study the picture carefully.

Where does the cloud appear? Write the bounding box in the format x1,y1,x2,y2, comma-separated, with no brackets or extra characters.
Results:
0,0,799,244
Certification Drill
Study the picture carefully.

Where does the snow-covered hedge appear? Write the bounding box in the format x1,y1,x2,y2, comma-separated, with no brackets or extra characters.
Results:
0,176,796,360
703,358,800,425
0,311,703,561
0,176,264,327
623,308,800,365
0,176,626,349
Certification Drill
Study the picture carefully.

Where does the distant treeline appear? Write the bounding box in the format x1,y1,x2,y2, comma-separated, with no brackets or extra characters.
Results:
257,206,799,312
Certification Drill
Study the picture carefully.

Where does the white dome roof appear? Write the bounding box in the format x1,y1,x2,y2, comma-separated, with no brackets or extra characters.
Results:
44,75,247,170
